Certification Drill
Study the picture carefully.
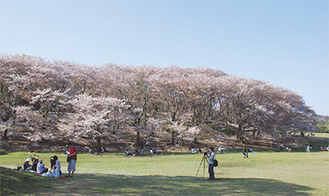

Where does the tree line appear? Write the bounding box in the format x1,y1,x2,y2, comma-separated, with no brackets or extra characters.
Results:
0,54,318,151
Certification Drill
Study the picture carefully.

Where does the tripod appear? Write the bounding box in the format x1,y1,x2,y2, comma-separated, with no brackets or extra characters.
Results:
195,156,208,179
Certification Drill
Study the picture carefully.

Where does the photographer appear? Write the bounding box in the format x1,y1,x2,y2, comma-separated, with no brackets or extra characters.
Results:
204,147,216,180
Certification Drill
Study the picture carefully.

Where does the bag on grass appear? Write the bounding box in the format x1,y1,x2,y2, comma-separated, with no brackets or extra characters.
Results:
214,159,218,167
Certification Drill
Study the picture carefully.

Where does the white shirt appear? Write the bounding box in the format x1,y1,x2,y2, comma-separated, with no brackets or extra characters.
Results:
56,159,61,170
208,151,216,164
37,162,46,173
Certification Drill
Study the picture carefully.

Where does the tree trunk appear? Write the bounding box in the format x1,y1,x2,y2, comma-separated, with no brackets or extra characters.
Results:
253,130,257,139
135,117,141,148
193,134,197,143
172,112,176,122
96,137,101,153
236,124,245,144
2,128,9,141
136,130,141,148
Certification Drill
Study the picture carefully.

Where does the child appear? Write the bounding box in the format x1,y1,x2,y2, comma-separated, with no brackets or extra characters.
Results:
306,144,311,155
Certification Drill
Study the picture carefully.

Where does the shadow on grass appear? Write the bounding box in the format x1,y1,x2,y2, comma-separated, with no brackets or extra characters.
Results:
31,173,315,196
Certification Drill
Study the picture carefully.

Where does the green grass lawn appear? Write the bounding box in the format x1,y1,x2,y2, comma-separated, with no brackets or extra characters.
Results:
1,151,328,195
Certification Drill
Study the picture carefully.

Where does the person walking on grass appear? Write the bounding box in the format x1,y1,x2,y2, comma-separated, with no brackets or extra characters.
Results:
306,144,311,155
242,148,248,158
67,143,77,177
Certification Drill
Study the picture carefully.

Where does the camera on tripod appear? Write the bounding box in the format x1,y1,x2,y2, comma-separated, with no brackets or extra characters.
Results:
204,152,208,156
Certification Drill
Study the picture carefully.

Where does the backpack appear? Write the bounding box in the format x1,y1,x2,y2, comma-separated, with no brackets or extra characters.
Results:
214,159,218,167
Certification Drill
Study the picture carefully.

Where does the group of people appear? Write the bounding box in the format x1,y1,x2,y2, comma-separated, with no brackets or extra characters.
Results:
242,148,253,158
124,147,159,156
300,131,315,137
189,148,203,154
124,149,139,156
150,147,157,154
21,143,77,178
22,156,48,174
145,140,158,154
191,147,224,154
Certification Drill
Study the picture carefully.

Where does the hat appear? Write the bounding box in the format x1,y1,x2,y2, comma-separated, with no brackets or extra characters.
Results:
40,159,43,163
26,158,30,162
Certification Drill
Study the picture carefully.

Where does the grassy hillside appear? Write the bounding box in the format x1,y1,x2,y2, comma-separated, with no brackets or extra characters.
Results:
0,166,54,195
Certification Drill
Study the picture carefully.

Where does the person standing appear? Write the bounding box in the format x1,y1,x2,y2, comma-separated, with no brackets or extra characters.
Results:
146,140,150,151
205,147,216,180
68,143,77,177
53,155,61,177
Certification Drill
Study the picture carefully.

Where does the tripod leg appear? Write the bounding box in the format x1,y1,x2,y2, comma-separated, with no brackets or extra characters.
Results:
195,157,205,178
203,157,205,179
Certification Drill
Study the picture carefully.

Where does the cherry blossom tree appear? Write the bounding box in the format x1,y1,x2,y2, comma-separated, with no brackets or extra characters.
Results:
58,94,130,152
0,54,319,147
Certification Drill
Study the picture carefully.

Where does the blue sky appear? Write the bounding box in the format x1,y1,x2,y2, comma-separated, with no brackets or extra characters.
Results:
1,0,328,115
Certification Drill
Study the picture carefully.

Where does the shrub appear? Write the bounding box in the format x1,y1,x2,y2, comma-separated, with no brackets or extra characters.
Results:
0,149,7,155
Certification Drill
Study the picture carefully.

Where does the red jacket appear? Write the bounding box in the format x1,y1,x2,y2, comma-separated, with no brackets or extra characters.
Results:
69,147,77,161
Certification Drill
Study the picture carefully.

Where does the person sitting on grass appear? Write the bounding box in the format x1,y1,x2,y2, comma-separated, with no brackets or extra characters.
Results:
37,159,48,174
124,150,133,155
189,148,196,153
286,147,291,152
31,158,38,172
23,158,31,171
